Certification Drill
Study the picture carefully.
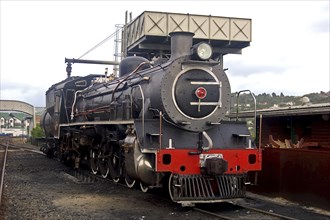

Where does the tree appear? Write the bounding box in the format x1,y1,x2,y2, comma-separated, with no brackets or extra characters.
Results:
31,124,45,138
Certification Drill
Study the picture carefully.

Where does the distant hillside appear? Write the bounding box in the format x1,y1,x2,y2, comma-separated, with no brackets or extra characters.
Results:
230,91,330,112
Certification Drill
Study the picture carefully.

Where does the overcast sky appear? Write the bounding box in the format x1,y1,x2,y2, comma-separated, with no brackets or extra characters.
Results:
1,1,329,107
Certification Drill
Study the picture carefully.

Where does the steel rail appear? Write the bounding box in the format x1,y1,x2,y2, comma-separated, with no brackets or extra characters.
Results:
235,203,299,220
194,202,299,220
6,144,44,155
70,167,299,220
0,141,44,205
193,207,235,220
0,139,9,205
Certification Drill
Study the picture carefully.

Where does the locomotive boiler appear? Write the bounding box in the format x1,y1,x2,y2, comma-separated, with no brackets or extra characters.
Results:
41,14,261,206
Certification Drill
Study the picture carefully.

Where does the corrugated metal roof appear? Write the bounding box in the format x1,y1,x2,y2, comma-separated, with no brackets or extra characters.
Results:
0,112,29,121
228,103,330,118
0,113,11,120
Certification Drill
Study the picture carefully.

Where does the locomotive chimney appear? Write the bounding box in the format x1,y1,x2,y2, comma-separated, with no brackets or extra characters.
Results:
169,32,194,61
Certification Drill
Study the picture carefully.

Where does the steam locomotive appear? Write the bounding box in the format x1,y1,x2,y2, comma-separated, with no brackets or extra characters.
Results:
41,31,261,206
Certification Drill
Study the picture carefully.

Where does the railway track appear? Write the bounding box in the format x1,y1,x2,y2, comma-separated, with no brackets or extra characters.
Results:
2,142,329,220
0,138,10,205
193,196,330,220
65,167,330,220
66,168,158,193
0,142,44,155
194,203,298,220
0,140,45,205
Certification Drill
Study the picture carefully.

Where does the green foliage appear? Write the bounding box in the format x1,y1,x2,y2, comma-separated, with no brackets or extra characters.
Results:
31,124,45,138
231,91,330,112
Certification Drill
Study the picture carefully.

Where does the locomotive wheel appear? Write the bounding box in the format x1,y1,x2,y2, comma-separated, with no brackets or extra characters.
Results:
140,182,149,193
168,173,183,201
125,176,136,188
168,173,174,201
112,177,120,183
109,146,121,182
90,150,98,175
99,158,110,178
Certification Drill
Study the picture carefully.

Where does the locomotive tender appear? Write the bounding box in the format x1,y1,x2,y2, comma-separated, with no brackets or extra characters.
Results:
41,12,261,206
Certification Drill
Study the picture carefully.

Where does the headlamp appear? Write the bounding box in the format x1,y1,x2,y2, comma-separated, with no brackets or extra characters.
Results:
196,43,212,60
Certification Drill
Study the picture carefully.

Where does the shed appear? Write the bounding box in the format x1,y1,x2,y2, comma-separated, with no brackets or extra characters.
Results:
229,103,330,210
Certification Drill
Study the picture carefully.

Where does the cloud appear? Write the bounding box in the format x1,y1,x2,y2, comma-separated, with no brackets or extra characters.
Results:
309,3,330,33
312,19,330,34
224,60,287,76
1,1,329,108
0,80,45,107
228,67,330,96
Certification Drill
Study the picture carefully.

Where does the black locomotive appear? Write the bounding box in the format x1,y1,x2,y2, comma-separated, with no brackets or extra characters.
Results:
41,31,261,206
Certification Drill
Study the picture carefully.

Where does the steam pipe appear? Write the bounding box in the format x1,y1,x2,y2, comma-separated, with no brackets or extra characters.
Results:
202,131,213,151
65,58,119,65
65,58,120,78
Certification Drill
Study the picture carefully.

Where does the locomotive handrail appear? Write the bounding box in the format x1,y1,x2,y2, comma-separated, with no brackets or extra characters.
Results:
131,85,145,144
159,111,163,149
111,61,151,103
236,90,256,141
